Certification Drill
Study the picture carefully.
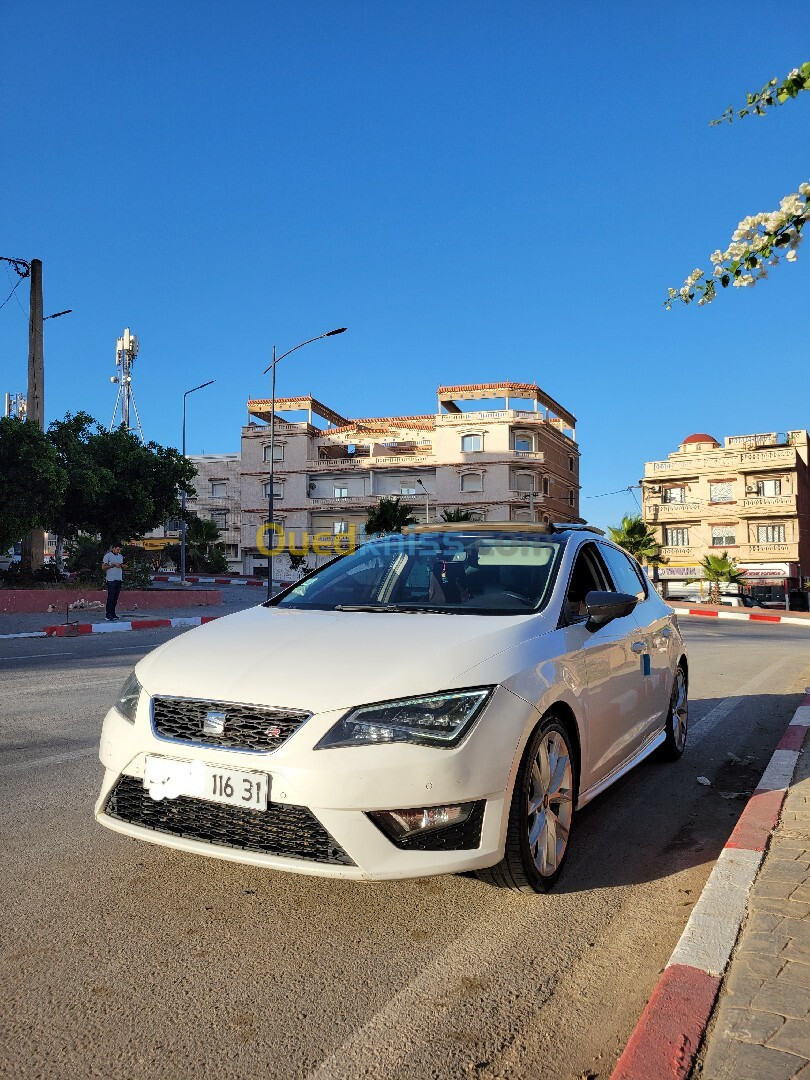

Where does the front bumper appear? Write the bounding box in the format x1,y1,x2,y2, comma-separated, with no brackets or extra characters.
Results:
95,686,534,881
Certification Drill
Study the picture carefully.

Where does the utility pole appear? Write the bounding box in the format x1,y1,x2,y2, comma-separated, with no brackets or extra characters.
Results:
21,259,45,574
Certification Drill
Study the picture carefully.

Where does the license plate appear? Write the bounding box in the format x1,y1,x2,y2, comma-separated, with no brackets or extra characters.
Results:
143,755,269,811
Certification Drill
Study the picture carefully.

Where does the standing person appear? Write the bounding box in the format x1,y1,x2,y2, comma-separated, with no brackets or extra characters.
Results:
102,543,125,621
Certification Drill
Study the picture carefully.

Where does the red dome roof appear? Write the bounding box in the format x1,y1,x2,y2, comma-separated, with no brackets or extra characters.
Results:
682,433,718,445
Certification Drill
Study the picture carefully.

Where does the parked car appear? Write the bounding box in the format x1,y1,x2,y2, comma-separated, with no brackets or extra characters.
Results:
95,523,688,893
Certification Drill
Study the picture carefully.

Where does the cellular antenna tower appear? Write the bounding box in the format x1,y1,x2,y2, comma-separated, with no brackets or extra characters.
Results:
109,327,144,441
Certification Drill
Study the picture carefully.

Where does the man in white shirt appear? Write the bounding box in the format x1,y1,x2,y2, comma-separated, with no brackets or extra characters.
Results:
102,543,125,621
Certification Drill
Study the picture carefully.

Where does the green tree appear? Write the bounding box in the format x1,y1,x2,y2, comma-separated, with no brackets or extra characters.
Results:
165,517,228,574
440,508,480,522
700,551,746,604
46,416,196,546
607,514,665,565
365,497,417,535
666,62,810,308
0,416,66,555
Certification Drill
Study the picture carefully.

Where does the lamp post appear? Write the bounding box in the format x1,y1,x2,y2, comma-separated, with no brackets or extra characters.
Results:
181,380,215,584
416,477,430,523
262,328,347,601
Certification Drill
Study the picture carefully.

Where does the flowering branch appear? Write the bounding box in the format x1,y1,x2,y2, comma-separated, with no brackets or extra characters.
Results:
711,62,810,124
665,185,810,309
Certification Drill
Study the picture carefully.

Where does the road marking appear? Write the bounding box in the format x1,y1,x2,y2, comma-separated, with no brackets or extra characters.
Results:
690,655,794,748
0,746,97,774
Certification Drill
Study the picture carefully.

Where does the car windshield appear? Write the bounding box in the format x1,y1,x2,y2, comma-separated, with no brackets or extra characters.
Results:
272,530,565,615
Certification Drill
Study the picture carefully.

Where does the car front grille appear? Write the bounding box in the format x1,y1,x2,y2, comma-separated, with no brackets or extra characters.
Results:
151,696,310,753
105,775,355,865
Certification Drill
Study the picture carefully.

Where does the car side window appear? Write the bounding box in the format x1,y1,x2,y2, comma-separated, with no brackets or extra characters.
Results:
564,543,610,623
599,545,648,600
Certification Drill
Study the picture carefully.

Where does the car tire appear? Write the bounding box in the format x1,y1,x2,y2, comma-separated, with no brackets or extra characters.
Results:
476,715,576,894
659,664,688,761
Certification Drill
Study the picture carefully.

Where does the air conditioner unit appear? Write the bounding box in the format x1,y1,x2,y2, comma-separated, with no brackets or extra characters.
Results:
745,485,756,493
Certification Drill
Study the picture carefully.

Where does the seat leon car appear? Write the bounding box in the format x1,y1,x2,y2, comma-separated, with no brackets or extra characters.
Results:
95,523,688,893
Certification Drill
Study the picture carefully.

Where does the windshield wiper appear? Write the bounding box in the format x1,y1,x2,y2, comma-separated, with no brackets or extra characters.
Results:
334,604,456,614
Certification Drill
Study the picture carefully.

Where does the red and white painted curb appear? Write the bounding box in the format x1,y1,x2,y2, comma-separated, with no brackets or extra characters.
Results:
151,574,267,587
611,692,810,1080
41,616,222,637
674,605,810,628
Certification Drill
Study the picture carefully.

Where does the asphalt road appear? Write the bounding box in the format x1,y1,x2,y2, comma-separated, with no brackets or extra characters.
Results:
1,618,809,1080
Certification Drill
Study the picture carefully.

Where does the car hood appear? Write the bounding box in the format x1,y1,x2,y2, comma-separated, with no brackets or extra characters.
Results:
136,604,551,713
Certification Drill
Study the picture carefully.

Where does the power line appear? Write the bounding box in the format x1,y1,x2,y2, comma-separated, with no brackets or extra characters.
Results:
0,274,25,313
583,484,641,499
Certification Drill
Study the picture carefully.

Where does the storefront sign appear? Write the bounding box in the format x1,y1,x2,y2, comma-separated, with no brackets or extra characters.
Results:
657,565,702,579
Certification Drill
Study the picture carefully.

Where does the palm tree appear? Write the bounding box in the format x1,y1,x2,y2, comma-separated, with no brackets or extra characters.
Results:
365,497,417,535
440,508,480,522
166,516,228,573
700,551,746,604
607,514,665,566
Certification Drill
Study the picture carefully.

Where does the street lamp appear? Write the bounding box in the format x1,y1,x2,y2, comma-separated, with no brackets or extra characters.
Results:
181,380,215,584
416,478,430,523
261,327,347,600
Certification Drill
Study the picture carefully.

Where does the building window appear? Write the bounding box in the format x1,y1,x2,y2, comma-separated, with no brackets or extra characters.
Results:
263,481,283,499
334,486,349,499
514,473,535,492
461,434,482,453
711,525,736,546
568,456,575,472
263,444,284,462
225,544,239,559
211,510,228,530
662,486,684,504
210,482,227,498
757,524,786,543
333,521,349,535
756,478,782,497
710,482,734,503
542,476,549,496
665,527,689,546
512,509,532,522
568,490,575,507
513,433,533,452
460,472,483,492
400,485,416,495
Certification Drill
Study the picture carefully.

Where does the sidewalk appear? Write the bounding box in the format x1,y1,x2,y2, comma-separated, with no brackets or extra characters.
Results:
0,592,259,638
697,731,810,1078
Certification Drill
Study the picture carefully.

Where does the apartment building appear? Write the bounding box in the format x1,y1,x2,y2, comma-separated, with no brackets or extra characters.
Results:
238,381,580,577
642,431,810,606
185,453,242,571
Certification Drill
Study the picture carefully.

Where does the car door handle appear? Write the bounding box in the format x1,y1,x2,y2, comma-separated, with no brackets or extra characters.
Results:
631,641,647,654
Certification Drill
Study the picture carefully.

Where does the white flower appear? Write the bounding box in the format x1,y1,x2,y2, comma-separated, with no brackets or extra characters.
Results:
713,265,725,278
786,250,798,262
680,286,691,300
710,250,724,264
789,69,800,79
799,182,810,196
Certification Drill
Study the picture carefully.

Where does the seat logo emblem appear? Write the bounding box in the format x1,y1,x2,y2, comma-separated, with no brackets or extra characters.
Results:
203,710,227,735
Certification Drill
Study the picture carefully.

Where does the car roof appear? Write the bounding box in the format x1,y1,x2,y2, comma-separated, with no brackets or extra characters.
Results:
406,521,606,537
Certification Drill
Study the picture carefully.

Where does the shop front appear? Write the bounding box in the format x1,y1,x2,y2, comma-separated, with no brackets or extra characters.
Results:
738,563,806,610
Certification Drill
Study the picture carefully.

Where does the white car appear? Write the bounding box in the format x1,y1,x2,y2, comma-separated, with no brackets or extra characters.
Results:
95,523,688,892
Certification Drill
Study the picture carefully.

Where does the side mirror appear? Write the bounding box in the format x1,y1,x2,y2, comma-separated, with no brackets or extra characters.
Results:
584,590,638,631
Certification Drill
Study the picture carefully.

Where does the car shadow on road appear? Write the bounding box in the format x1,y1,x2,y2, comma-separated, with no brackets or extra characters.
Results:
550,691,805,896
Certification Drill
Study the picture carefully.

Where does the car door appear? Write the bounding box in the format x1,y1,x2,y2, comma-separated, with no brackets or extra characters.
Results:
561,542,649,787
598,543,673,739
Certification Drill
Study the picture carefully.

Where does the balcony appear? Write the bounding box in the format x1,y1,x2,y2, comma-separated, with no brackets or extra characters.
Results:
739,494,797,516
305,454,435,470
645,501,702,519
739,542,799,561
645,446,797,478
659,546,701,560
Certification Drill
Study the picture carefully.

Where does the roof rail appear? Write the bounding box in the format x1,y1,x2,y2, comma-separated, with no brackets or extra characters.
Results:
552,522,606,536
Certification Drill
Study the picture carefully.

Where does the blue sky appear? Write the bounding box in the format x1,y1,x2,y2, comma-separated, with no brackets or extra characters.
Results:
2,3,807,530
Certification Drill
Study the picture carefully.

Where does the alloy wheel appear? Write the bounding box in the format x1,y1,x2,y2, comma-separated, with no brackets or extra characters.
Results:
671,668,688,752
526,730,574,877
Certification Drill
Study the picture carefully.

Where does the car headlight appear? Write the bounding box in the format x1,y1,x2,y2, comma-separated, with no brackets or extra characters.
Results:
114,671,142,724
315,688,494,749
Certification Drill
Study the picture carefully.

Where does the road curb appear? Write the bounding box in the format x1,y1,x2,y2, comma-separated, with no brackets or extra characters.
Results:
675,605,810,628
610,691,810,1080
151,574,268,587
40,616,222,637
